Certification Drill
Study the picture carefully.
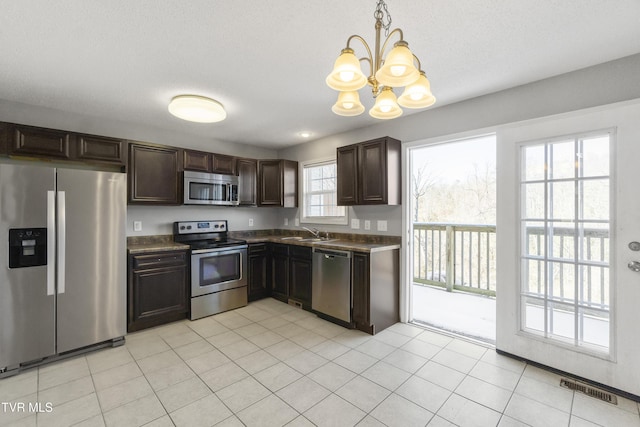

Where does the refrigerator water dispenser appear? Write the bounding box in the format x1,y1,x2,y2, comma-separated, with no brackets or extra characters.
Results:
8,228,47,268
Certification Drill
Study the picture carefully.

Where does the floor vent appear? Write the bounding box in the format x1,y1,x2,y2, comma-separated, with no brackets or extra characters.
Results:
560,378,617,405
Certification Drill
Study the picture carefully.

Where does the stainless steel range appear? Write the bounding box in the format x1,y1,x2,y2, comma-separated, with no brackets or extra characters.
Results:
174,220,248,320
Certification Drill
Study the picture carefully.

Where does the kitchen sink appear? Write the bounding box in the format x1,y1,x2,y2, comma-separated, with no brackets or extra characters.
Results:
280,236,303,240
299,238,339,243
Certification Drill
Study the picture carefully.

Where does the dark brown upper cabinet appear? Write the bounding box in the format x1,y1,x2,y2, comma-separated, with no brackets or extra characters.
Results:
337,136,401,206
183,149,235,175
128,143,182,205
7,124,74,160
76,134,126,165
212,153,236,175
1,122,126,167
183,149,211,172
257,159,298,207
236,158,257,206
0,122,8,155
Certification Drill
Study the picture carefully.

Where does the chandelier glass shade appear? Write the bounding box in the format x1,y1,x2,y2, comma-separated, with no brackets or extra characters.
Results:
326,0,435,119
332,91,366,116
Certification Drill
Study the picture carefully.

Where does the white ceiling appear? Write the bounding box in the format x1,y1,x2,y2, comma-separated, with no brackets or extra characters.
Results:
1,1,639,149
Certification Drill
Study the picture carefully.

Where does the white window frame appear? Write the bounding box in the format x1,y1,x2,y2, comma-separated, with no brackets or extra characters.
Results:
299,157,348,225
517,130,613,355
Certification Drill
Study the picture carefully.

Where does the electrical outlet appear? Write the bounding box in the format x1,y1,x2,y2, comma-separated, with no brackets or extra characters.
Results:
351,218,360,229
364,220,371,230
284,218,289,226
249,218,254,227
133,221,142,232
377,220,387,232
294,218,300,226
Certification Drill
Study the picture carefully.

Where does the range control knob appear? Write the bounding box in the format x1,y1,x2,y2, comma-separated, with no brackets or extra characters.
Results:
180,226,185,230
187,225,192,230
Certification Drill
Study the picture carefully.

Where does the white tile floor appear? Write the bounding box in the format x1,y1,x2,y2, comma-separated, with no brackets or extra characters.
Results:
1,298,639,427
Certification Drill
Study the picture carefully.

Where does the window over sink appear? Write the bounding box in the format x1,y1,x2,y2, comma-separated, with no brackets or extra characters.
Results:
300,159,348,225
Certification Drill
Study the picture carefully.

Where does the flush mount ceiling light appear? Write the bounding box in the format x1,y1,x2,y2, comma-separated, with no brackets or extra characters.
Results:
168,95,227,123
326,0,436,119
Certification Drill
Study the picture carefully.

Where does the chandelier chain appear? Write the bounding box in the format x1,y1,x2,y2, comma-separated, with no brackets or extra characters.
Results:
374,0,392,37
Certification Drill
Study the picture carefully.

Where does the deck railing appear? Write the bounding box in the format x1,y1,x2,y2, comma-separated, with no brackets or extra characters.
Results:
413,223,497,296
414,223,610,305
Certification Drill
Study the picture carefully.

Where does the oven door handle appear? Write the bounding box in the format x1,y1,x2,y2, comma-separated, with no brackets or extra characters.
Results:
191,245,248,255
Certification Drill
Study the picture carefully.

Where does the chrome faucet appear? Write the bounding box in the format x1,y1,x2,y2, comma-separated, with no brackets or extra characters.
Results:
302,226,320,238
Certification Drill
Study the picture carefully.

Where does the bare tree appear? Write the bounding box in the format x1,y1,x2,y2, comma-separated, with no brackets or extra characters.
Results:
412,163,438,222
464,162,496,223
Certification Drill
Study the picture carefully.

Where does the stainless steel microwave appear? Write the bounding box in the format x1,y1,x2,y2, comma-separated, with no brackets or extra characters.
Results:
183,171,239,206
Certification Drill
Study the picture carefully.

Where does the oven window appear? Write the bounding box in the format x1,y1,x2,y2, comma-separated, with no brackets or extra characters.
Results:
199,252,241,285
189,182,226,201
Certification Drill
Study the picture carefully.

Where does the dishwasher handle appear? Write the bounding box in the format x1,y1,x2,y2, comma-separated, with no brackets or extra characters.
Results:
313,248,352,259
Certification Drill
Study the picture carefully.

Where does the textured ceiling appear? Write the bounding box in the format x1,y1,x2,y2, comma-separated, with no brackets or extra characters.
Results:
1,1,639,149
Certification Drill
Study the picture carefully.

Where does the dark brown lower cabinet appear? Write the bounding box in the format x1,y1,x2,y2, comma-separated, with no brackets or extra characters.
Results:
248,243,270,301
270,244,289,302
128,250,189,332
289,246,312,309
352,249,400,335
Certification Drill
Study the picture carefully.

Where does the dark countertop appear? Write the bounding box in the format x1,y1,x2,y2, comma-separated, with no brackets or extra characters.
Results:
127,235,189,254
241,235,401,253
127,231,401,254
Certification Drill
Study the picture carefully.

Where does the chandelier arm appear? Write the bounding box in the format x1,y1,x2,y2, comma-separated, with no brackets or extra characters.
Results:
412,53,422,72
346,35,374,76
379,28,405,63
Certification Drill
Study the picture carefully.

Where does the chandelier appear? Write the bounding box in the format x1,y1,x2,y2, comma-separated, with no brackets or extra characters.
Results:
326,0,436,119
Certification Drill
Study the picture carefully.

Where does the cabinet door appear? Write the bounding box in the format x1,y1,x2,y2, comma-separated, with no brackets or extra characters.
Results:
129,264,188,332
337,145,359,205
212,154,236,175
8,125,73,160
352,253,372,333
282,160,298,208
248,244,269,301
76,134,126,165
128,144,181,204
289,257,312,308
183,149,211,172
237,158,257,206
359,139,388,204
258,160,283,206
0,122,9,155
270,244,289,302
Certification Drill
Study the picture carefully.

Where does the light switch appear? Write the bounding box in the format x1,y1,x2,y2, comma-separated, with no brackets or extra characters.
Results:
364,220,371,230
351,218,360,229
377,220,387,232
284,218,289,226
133,221,142,232
249,218,254,227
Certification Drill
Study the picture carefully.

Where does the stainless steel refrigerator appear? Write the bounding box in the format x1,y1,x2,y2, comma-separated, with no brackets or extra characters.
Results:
0,163,126,375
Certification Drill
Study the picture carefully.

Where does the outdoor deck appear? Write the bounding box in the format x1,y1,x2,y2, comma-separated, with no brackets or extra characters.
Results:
411,284,496,343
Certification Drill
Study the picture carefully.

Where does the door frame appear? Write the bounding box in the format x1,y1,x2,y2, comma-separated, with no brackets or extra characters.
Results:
401,128,497,324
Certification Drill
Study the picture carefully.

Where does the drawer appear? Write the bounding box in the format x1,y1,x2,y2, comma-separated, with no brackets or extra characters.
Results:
248,243,268,255
270,243,289,256
131,250,187,270
290,245,312,260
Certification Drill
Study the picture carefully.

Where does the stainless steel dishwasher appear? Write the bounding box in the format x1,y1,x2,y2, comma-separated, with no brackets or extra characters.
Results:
312,248,352,323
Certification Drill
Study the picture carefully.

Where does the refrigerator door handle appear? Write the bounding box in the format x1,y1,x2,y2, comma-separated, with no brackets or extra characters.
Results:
57,191,66,294
47,191,56,296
